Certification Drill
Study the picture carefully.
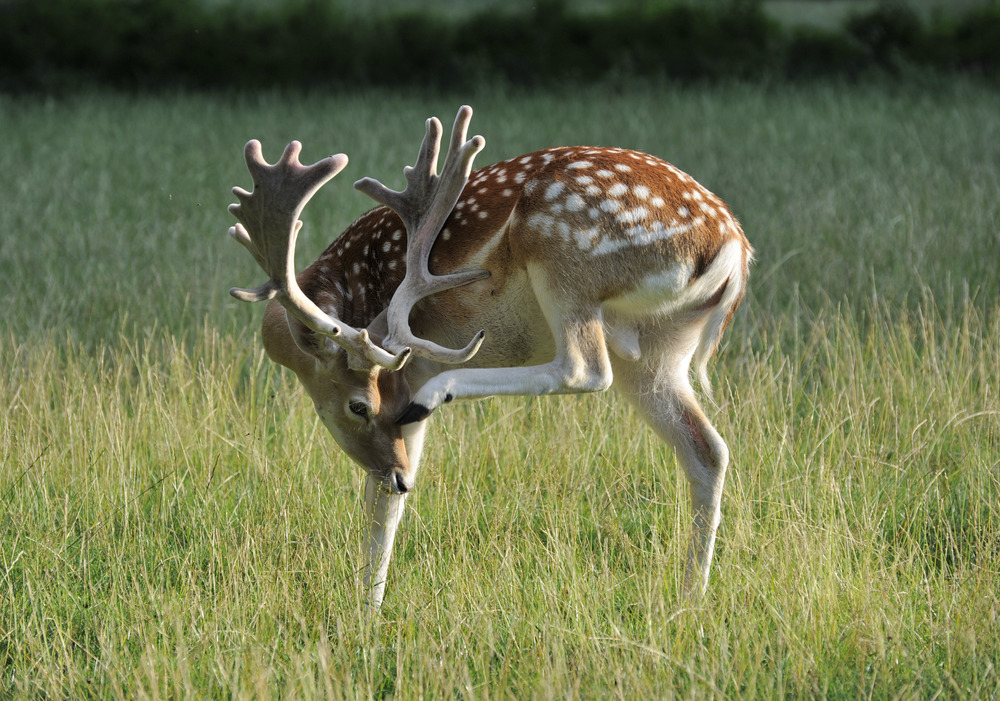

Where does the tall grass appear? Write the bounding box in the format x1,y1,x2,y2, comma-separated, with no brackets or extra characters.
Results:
1,82,998,697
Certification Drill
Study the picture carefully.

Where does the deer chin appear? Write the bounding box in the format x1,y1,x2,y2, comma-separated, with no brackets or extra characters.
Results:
367,466,413,495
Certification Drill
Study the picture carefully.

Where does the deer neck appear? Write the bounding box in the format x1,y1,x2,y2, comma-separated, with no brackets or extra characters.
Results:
299,209,408,329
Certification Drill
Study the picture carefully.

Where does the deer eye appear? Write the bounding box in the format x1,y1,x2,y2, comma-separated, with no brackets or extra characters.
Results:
347,400,370,420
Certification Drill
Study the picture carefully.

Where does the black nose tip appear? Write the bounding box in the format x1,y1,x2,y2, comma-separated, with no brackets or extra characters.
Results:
390,472,410,494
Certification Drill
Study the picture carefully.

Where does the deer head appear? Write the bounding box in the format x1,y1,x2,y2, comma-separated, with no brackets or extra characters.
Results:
229,107,488,493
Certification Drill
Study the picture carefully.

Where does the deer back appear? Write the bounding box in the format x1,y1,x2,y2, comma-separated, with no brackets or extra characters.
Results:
284,146,748,376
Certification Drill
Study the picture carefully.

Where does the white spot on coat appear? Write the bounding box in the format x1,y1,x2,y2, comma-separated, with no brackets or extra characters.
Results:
592,221,693,255
565,193,586,212
575,226,600,249
617,206,649,225
545,181,566,200
528,212,555,232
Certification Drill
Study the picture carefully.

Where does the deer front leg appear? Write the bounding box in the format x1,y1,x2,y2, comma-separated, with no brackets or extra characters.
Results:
363,475,407,614
398,316,613,424
362,419,428,613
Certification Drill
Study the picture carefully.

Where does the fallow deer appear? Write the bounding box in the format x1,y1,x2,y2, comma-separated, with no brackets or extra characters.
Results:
228,106,752,611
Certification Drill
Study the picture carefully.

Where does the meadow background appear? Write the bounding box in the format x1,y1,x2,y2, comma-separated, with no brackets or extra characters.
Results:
2,4,1000,698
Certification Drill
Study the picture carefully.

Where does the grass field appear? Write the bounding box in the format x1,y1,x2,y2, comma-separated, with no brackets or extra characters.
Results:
2,81,999,698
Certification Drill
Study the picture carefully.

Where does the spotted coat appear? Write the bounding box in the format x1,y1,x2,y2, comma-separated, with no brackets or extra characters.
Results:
301,146,750,349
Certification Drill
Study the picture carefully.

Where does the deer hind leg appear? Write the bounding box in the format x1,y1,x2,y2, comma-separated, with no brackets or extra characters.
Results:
615,358,730,598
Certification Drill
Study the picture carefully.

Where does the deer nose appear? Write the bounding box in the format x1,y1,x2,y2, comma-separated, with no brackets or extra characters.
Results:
389,471,411,494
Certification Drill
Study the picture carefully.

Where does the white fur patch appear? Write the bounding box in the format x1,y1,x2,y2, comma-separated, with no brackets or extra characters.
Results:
565,193,586,212
617,206,649,225
591,221,692,256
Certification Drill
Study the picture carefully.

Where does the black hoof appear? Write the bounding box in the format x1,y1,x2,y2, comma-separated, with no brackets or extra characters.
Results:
396,403,432,425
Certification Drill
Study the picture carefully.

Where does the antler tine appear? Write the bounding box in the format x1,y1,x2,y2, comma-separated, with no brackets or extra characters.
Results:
354,106,491,364
355,116,442,228
228,140,410,372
